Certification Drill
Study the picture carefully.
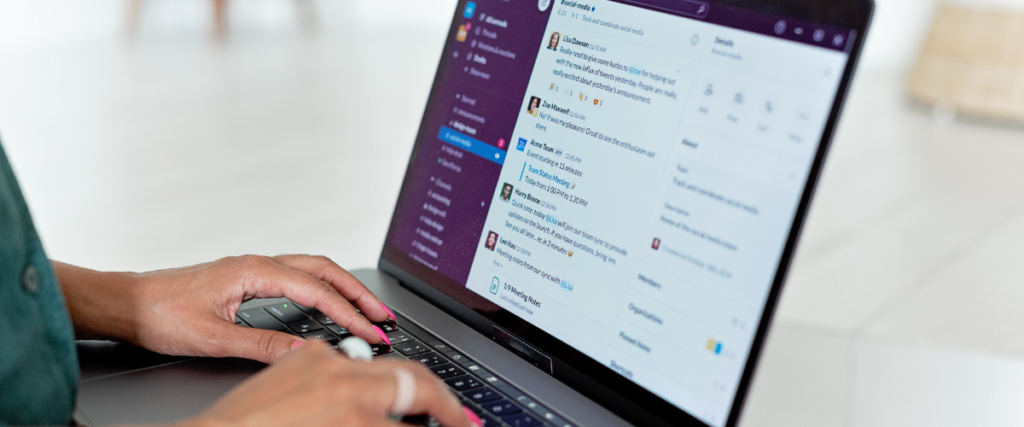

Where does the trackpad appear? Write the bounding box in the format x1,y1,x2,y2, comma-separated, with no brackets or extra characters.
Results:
76,357,262,426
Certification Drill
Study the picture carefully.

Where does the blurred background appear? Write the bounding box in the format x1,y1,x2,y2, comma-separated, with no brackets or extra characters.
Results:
1,0,1023,425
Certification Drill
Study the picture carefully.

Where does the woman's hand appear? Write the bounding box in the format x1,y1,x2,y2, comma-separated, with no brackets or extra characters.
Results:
183,341,481,427
57,254,396,363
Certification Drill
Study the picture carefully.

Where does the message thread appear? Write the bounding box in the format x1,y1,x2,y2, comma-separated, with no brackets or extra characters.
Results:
387,0,850,425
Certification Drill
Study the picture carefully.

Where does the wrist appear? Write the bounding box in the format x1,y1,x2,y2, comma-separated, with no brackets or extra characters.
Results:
55,261,144,342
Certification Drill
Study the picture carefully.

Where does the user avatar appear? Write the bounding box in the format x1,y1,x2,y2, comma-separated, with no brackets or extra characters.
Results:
652,237,661,250
547,31,560,50
485,231,499,251
527,96,541,117
499,183,514,202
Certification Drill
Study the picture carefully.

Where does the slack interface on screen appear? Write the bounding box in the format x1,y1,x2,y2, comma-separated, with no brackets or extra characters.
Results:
391,1,850,425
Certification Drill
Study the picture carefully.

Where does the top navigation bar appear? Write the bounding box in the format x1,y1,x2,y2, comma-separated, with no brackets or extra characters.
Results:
608,0,855,52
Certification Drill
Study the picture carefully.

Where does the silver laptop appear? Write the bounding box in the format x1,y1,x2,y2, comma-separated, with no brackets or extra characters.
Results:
74,0,873,425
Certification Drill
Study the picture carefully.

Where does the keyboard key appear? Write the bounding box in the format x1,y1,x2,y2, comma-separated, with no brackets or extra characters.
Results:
515,395,535,407
237,308,286,331
291,302,320,315
430,363,466,379
490,380,524,400
516,395,553,421
395,321,437,343
483,399,522,416
445,375,483,391
369,343,391,356
429,342,452,352
386,331,413,344
463,387,501,403
537,409,572,427
301,330,336,341
410,352,448,367
512,394,534,407
502,412,542,427
394,341,430,356
287,319,323,334
477,413,501,427
464,404,483,419
265,303,308,323
465,404,487,418
464,363,491,377
444,351,473,367
311,312,334,325
373,321,398,333
470,367,501,385
373,352,405,361
518,398,568,427
463,405,501,427
326,324,351,338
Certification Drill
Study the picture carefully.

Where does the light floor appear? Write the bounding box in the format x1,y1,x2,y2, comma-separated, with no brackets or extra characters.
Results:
2,1,1023,426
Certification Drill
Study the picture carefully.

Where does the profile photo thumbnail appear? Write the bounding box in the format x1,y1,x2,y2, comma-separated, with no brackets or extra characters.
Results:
547,31,561,50
485,231,499,251
527,96,541,117
499,183,514,202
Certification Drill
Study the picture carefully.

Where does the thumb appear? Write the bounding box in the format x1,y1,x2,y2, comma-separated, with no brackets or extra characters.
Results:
212,323,305,364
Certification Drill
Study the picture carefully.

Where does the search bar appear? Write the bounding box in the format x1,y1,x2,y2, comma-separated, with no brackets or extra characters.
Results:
620,0,709,19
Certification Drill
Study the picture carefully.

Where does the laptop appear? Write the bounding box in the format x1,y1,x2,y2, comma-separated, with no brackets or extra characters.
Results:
74,0,873,426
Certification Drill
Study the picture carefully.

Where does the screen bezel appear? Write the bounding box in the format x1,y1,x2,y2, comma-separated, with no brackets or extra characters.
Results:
379,0,874,425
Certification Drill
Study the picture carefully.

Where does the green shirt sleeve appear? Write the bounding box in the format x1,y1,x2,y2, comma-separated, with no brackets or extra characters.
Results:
0,139,79,425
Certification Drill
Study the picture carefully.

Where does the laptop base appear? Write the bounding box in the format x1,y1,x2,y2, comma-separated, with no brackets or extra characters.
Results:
74,268,629,427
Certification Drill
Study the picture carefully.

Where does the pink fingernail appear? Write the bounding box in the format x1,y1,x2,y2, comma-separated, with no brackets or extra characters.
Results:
463,406,482,427
372,325,391,345
381,302,397,321
291,341,304,350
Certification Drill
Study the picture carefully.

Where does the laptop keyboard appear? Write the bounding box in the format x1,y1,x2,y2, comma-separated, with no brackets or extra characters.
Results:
236,301,578,427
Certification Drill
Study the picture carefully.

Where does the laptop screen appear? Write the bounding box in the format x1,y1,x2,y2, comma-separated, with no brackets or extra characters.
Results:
382,0,856,425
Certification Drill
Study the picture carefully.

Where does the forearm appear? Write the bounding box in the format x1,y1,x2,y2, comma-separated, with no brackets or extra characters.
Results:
53,261,143,341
